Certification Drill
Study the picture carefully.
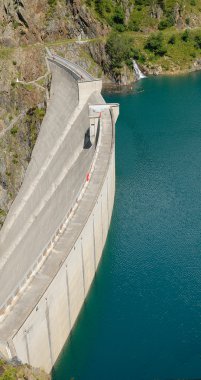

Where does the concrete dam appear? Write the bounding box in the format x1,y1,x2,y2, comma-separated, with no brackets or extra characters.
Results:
0,54,119,372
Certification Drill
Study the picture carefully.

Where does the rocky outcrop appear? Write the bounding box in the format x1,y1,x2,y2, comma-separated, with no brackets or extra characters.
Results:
150,4,163,20
68,0,108,37
0,0,108,47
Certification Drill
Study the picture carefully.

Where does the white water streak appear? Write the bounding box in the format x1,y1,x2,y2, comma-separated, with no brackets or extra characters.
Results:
133,60,146,80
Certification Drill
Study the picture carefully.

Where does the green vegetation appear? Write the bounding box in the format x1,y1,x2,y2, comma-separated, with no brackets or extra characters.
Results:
0,359,49,380
87,0,201,32
47,0,57,18
168,34,176,45
87,0,126,31
0,366,16,380
35,108,46,119
10,126,18,135
145,33,167,56
24,107,46,151
106,31,146,76
106,33,135,70
86,0,201,76
104,27,201,76
0,209,6,218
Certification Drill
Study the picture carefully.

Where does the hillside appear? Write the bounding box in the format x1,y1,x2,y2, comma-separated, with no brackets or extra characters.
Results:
0,0,108,46
86,0,201,77
86,0,201,32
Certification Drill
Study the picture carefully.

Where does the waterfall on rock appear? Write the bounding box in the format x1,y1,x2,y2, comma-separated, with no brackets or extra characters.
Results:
133,60,146,80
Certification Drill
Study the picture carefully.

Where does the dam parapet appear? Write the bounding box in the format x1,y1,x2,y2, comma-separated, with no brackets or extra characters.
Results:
0,54,119,372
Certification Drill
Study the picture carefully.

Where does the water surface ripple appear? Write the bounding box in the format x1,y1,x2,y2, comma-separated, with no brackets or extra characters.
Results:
53,72,201,380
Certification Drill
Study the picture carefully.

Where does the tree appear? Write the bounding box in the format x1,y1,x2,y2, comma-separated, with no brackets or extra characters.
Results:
106,32,135,69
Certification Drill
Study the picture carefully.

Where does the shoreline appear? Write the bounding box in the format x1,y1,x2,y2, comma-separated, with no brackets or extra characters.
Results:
102,64,201,94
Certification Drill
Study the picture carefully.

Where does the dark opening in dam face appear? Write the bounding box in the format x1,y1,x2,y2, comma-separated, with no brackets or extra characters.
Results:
53,72,201,380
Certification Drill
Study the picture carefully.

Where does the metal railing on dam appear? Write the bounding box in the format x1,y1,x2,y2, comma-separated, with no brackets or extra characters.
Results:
0,54,119,372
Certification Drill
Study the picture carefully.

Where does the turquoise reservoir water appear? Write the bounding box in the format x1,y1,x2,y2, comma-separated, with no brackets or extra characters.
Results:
53,72,201,380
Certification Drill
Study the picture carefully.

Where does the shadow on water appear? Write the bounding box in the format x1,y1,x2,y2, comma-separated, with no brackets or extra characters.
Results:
52,71,201,380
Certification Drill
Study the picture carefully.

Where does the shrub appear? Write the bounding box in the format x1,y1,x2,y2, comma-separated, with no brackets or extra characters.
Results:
190,51,196,58
128,19,140,32
47,0,57,17
113,6,125,25
135,0,150,5
10,126,18,135
132,48,146,63
194,34,201,49
186,17,190,26
168,35,176,44
48,0,57,7
158,16,174,30
0,366,16,380
0,209,6,217
145,33,167,56
95,0,111,16
35,108,45,119
181,29,190,42
115,24,126,32
94,0,125,28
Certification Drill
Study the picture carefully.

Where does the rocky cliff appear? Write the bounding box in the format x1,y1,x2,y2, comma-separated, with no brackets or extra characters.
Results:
0,0,107,46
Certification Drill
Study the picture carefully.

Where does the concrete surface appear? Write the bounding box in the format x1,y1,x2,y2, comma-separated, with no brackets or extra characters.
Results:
0,54,119,372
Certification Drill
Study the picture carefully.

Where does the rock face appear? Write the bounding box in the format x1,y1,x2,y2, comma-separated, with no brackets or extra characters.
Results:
0,43,48,227
0,0,108,47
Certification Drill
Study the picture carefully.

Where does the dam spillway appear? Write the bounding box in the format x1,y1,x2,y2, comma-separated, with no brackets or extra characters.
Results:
0,54,119,372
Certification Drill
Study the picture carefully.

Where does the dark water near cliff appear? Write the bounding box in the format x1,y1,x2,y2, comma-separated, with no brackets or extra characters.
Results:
53,72,201,380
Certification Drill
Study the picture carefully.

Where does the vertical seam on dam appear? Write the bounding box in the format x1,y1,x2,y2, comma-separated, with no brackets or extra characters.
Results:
81,238,86,297
107,177,110,229
24,330,30,365
45,300,53,367
101,196,104,246
65,267,71,331
93,217,96,271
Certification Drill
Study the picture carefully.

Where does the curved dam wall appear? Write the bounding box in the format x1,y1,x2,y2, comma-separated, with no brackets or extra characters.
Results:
0,55,119,372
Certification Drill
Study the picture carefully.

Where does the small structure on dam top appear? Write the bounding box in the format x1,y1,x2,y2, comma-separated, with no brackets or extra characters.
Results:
0,53,119,372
